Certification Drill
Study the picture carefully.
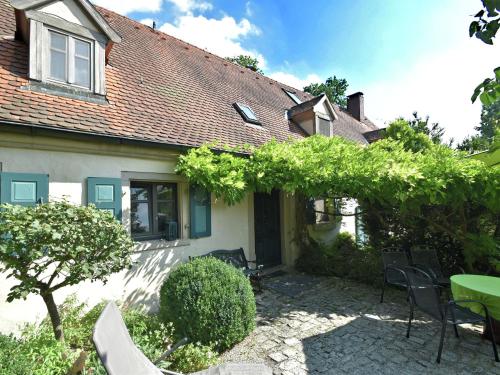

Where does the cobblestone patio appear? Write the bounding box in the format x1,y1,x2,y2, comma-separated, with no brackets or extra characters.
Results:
221,274,500,375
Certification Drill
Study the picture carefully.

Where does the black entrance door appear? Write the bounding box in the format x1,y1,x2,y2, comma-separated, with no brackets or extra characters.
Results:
254,190,281,268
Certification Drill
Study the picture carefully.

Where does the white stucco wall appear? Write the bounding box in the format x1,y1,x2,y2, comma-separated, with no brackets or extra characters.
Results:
0,132,255,334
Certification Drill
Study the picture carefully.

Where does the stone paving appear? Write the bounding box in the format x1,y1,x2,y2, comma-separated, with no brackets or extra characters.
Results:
221,274,500,375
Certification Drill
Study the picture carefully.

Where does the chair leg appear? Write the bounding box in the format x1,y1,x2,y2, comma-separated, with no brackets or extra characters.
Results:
437,319,447,363
486,317,499,362
453,324,459,338
406,303,414,338
380,280,386,303
449,306,459,338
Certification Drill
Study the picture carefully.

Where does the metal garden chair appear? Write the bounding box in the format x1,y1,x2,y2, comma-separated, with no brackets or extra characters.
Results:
93,302,272,375
380,249,410,303
409,247,452,288
404,266,499,363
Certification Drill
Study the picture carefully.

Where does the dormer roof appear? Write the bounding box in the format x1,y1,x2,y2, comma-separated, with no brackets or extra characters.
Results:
11,0,120,42
287,93,338,121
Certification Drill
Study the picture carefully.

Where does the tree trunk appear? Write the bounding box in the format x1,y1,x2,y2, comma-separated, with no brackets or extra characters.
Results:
42,292,64,341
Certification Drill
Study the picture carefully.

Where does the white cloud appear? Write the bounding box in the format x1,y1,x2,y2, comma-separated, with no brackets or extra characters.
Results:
168,0,212,13
92,0,162,15
267,72,321,91
245,1,253,17
159,15,264,65
139,18,155,27
362,39,499,142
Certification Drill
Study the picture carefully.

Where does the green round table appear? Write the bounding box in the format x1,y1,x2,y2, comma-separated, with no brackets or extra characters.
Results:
451,274,500,343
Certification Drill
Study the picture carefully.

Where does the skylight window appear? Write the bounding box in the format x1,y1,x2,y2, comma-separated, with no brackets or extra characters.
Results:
284,90,302,104
234,103,260,125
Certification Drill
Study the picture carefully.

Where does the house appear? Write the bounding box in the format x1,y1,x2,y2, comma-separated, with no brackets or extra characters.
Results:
0,0,379,332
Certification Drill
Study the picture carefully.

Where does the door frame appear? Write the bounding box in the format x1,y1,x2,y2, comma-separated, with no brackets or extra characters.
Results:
253,190,283,268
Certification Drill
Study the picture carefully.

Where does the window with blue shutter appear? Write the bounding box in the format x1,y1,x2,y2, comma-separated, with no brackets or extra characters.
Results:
190,185,211,238
87,177,122,220
0,172,49,206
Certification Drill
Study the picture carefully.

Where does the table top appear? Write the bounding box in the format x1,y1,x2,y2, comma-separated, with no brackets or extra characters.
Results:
451,274,500,298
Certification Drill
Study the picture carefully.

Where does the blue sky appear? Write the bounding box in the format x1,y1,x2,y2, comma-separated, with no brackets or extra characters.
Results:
93,0,499,142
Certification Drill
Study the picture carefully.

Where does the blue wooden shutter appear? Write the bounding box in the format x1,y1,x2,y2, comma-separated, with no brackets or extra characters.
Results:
0,172,49,206
190,185,211,238
87,177,122,220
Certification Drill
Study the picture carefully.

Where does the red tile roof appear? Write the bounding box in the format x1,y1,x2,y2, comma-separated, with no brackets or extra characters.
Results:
0,0,376,148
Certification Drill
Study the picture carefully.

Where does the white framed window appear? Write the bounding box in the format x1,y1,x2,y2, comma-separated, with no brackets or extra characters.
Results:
47,29,93,90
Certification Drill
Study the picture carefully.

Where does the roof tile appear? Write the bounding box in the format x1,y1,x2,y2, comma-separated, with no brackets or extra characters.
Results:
0,0,376,148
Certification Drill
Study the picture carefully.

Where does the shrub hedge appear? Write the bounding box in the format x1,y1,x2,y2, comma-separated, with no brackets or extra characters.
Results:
296,232,382,286
159,257,256,352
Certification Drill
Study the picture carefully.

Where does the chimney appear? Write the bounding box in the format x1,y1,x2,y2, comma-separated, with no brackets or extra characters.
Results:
347,92,364,121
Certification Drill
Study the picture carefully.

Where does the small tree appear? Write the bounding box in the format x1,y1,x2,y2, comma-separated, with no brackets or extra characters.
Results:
0,201,134,341
303,75,349,107
226,55,263,74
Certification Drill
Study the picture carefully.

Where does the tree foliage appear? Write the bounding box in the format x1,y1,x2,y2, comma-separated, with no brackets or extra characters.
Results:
469,0,500,105
177,121,500,271
0,201,134,341
225,55,263,74
458,100,500,153
406,112,447,145
303,76,348,107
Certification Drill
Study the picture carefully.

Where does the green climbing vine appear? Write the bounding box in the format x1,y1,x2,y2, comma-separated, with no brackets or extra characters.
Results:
176,120,500,271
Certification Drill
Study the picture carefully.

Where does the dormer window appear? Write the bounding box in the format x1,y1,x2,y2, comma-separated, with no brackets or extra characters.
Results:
48,30,92,89
234,103,261,125
12,0,121,97
316,116,332,137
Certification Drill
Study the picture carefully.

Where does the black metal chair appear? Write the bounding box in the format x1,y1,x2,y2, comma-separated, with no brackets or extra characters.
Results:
404,266,499,363
410,247,451,288
380,249,410,303
189,248,263,292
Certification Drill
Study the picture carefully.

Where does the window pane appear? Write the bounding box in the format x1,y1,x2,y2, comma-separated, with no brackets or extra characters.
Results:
130,186,149,201
75,39,90,58
157,184,175,200
131,201,150,234
241,105,257,120
157,201,176,233
75,56,90,88
50,31,67,51
50,50,66,81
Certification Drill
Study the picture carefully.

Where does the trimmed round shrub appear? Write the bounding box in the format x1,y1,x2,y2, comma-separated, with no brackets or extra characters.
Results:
159,257,256,351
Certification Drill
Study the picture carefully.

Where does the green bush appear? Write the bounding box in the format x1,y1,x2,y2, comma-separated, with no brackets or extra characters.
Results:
0,334,34,375
159,257,256,351
0,296,218,375
297,232,382,286
169,343,218,373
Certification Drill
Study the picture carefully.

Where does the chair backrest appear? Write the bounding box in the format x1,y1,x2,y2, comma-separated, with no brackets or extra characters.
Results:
381,249,409,284
381,249,409,268
404,267,443,321
410,247,444,278
93,302,163,375
194,248,249,270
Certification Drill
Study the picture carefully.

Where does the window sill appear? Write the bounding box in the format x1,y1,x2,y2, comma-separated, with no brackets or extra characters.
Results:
133,238,190,253
21,81,107,105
